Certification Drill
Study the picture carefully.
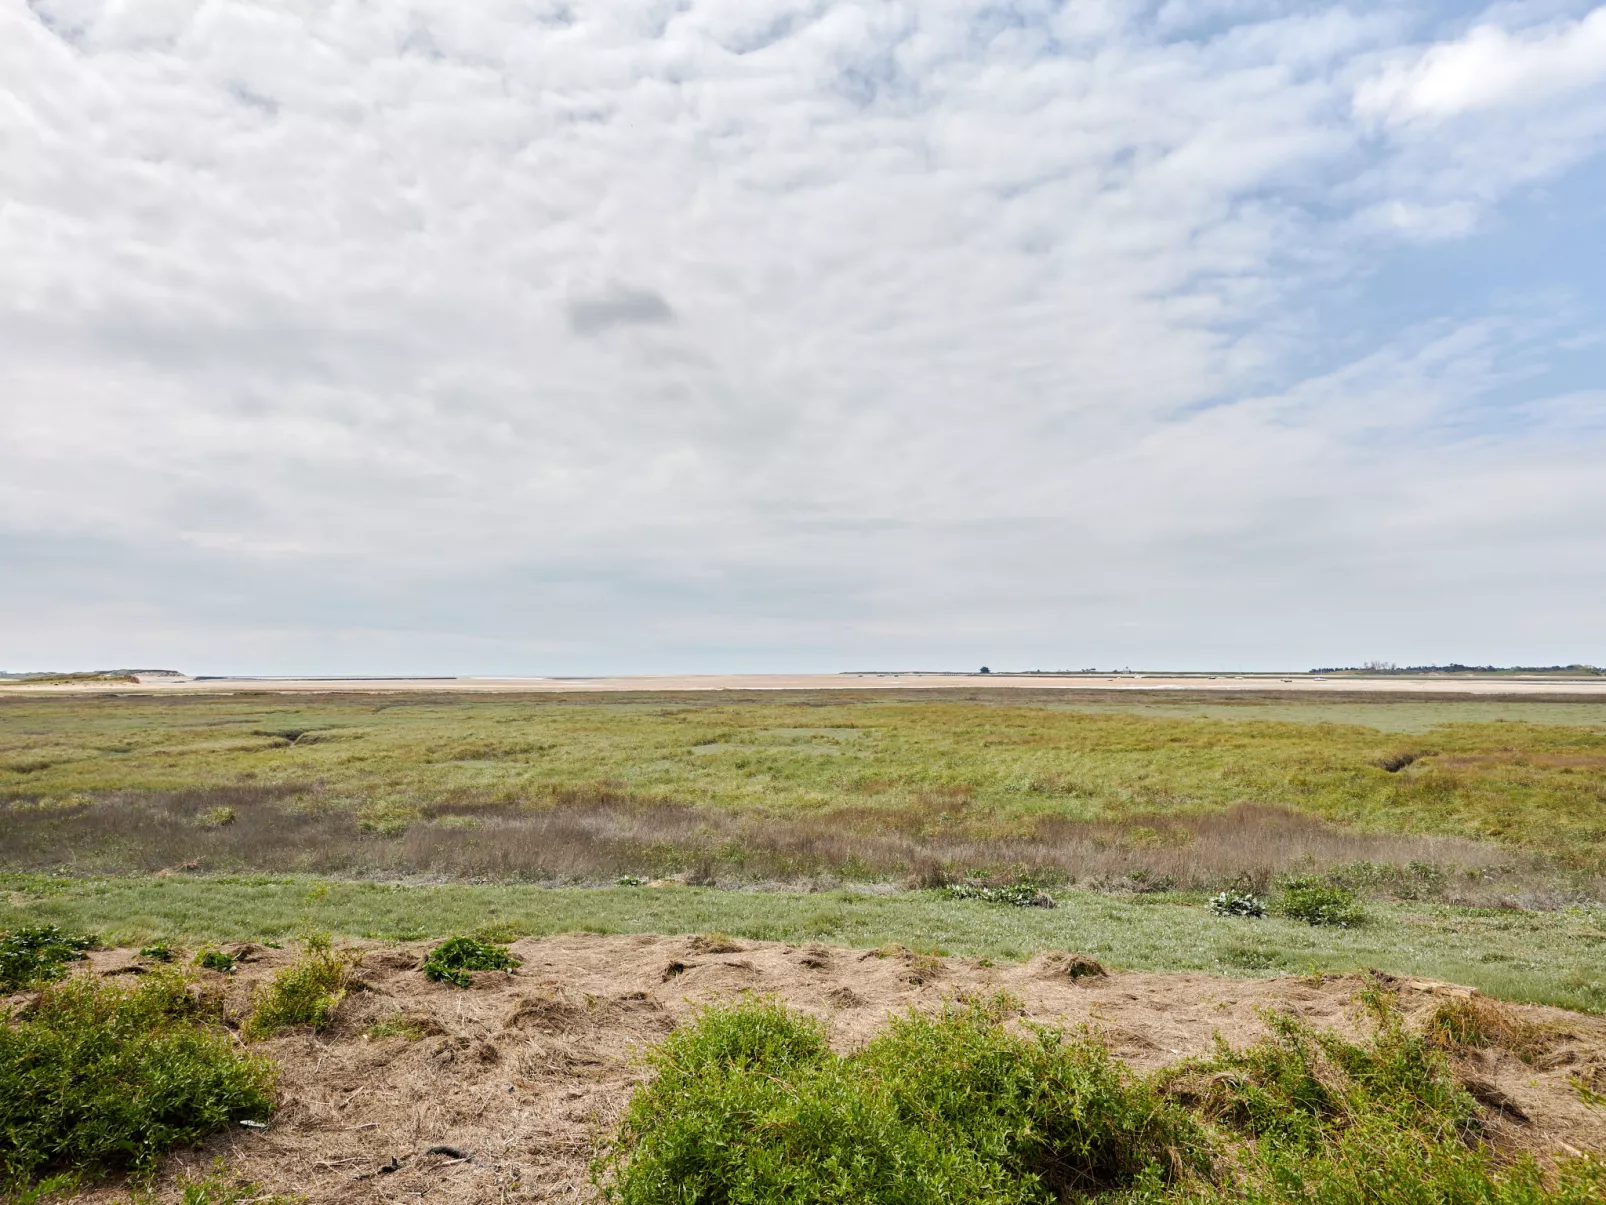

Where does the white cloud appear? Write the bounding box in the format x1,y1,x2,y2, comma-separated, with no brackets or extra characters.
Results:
1,0,1604,671
1356,6,1606,123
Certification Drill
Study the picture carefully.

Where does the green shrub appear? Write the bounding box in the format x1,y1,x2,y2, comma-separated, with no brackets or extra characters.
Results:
942,883,1056,908
243,934,359,1039
0,972,275,1189
194,949,236,973
138,942,176,963
1156,995,1606,1205
594,993,1204,1204
1279,880,1365,927
0,926,95,992
421,936,520,988
1208,890,1266,918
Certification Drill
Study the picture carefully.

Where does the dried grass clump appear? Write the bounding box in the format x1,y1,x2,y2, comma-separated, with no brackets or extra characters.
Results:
1423,997,1557,1064
1032,951,1108,981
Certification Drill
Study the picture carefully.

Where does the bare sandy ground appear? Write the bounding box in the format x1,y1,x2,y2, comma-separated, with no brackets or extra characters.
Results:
65,935,1606,1203
8,672,1606,696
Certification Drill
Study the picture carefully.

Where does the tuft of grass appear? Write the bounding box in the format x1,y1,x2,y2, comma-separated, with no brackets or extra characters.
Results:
242,933,360,1039
194,948,235,973
1423,996,1556,1064
366,1014,431,1041
421,936,520,988
195,806,237,827
0,972,275,1190
1278,879,1365,928
0,926,94,992
138,942,175,962
593,993,1205,1204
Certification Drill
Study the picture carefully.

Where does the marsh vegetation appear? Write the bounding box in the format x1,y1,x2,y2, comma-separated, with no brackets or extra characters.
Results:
2,691,1603,905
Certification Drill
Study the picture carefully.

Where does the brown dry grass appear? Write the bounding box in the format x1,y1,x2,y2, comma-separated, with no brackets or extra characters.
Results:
3,787,1532,900
1424,996,1563,1064
59,937,1606,1204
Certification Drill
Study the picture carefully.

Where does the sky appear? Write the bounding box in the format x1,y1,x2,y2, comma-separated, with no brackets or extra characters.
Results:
3,0,1605,675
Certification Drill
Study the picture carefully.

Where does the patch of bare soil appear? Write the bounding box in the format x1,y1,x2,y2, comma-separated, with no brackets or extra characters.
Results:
70,937,1606,1202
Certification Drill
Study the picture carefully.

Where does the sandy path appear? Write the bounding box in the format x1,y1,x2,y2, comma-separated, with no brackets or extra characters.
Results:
68,935,1606,1203
8,672,1606,696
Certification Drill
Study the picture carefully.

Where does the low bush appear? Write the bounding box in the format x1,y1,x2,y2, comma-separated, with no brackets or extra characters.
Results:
0,926,94,992
138,942,176,963
422,936,520,988
594,993,1205,1204
194,949,236,973
1278,879,1364,927
1208,890,1265,918
0,972,275,1189
600,986,1606,1205
942,883,1056,908
243,933,360,1039
1157,989,1605,1205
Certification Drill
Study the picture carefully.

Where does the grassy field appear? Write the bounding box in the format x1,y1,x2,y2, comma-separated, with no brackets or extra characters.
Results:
5,687,1606,1013
2,690,1605,891
6,874,1606,1012
5,689,1606,1198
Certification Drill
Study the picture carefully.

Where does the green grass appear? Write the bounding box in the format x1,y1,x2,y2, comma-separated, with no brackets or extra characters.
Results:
241,932,359,1039
6,875,1606,1012
596,991,1606,1205
0,972,276,1190
3,690,1606,864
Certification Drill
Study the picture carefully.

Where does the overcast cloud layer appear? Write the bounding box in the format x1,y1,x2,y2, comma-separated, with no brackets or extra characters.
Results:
3,0,1605,674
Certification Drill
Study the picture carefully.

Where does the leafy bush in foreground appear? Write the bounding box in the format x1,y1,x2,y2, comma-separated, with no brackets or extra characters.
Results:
422,936,520,988
1155,991,1604,1205
600,987,1605,1205
0,926,94,992
594,993,1204,1204
0,972,275,1189
243,933,360,1039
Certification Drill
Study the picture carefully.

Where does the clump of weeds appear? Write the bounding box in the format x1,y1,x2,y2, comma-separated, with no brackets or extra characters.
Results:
422,936,520,988
0,972,275,1191
0,926,95,992
243,932,361,1039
